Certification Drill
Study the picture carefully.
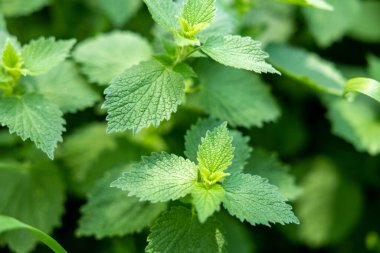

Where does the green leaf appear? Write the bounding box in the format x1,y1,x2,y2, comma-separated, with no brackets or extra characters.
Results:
303,0,360,47
295,158,362,247
324,95,380,155
73,31,152,85
0,93,65,159
144,0,180,31
184,118,251,174
192,183,225,223
0,160,65,253
2,40,21,71
0,0,49,17
245,149,301,200
195,61,280,127
21,37,76,76
350,1,380,43
0,215,67,253
29,61,100,113
201,35,279,74
222,173,299,226
98,0,142,26
197,122,234,173
146,207,226,253
77,169,167,239
368,55,380,81
344,78,380,104
180,0,215,36
103,60,187,133
277,0,333,10
267,43,345,95
111,152,198,203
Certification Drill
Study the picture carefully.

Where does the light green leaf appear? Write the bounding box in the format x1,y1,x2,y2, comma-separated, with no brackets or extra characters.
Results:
267,43,346,95
303,0,360,47
368,55,380,81
77,169,167,239
0,215,67,253
296,158,362,247
21,37,76,76
111,152,198,202
197,122,234,173
2,40,21,70
350,1,380,43
196,61,280,127
192,183,225,223
98,0,142,26
103,60,187,133
180,0,215,36
344,78,380,104
0,160,65,253
144,0,180,31
0,93,65,159
184,118,251,174
202,35,279,74
146,207,226,253
277,0,332,10
325,95,380,155
73,31,152,85
0,0,49,17
29,61,100,113
245,149,301,200
222,173,299,226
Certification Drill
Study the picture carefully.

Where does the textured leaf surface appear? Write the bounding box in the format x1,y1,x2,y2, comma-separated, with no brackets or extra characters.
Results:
245,149,301,200
98,0,141,26
278,0,332,10
2,41,20,70
144,0,180,31
21,37,75,76
303,0,360,47
222,173,299,226
0,93,65,159
196,62,280,127
296,159,362,247
192,183,225,223
111,153,198,202
0,215,67,253
267,43,345,95
77,170,167,239
0,0,49,17
30,61,100,113
202,35,279,74
182,0,215,26
104,60,187,133
0,160,65,253
73,31,152,85
197,122,234,173
146,207,226,253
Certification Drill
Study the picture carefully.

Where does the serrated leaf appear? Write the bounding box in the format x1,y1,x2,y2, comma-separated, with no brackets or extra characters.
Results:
197,122,234,173
103,60,187,133
192,183,225,223
267,43,345,95
73,31,152,85
0,93,65,159
2,40,20,70
222,173,299,226
77,170,167,239
144,0,180,31
195,61,280,127
0,160,65,253
98,0,142,26
245,149,301,200
296,158,362,247
21,37,76,76
146,207,226,253
0,215,67,253
277,0,333,10
111,152,198,203
0,0,49,17
350,1,380,43
180,0,215,36
201,35,279,74
303,0,360,47
325,95,380,155
28,61,100,113
184,118,251,173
